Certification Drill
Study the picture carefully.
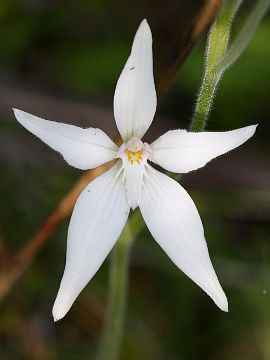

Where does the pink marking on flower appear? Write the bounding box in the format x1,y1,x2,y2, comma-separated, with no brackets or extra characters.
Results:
142,142,152,158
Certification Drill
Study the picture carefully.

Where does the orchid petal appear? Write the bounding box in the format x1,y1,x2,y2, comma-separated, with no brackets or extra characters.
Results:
14,109,118,170
113,19,157,141
140,165,228,311
122,156,146,210
150,125,257,173
52,162,129,321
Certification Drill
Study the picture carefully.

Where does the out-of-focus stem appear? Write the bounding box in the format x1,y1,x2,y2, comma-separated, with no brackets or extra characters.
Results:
97,211,142,360
216,0,270,72
156,0,223,101
97,225,132,360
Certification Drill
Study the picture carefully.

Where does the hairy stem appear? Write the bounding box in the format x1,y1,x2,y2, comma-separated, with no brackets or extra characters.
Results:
191,0,270,132
191,0,242,131
216,0,270,71
190,73,220,132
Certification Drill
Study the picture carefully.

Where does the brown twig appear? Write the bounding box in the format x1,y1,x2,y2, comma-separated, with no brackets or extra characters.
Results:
0,162,113,301
156,0,223,101
0,1,221,303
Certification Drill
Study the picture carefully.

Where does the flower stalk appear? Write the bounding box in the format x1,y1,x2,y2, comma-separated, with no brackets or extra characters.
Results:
191,0,270,132
191,0,242,132
216,0,270,72
97,223,132,360
97,211,143,360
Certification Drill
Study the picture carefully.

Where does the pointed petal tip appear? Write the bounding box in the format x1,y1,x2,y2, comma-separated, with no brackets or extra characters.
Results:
217,297,228,313
13,107,23,114
52,298,69,322
245,124,258,135
140,18,148,27
53,314,61,323
13,108,25,126
242,124,258,142
52,288,75,322
212,288,228,312
250,124,258,135
204,271,228,313
13,108,20,117
137,18,152,39
13,108,25,123
238,124,257,143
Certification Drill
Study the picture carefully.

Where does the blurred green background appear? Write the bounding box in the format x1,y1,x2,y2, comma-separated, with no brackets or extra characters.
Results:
0,0,269,359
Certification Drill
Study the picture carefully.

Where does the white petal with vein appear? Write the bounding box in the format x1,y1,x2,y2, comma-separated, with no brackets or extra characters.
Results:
14,108,118,170
150,125,257,173
140,166,228,311
122,157,146,210
113,19,157,141
53,162,129,321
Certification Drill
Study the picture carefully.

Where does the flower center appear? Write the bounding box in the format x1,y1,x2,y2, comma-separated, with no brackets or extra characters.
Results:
117,137,152,210
117,137,152,164
125,138,143,164
126,149,142,164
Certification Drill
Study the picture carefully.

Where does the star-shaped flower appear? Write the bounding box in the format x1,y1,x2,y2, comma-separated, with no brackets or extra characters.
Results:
14,19,256,321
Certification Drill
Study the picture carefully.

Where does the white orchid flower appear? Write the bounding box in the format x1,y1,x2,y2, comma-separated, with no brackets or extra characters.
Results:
13,19,257,321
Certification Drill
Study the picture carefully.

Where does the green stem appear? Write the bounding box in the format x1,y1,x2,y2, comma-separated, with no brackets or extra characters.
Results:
216,0,270,72
190,0,242,132
97,224,132,360
191,0,270,132
190,73,220,132
97,211,143,360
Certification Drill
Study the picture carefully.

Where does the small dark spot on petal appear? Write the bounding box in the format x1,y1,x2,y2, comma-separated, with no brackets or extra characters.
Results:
129,66,135,70
87,189,91,192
